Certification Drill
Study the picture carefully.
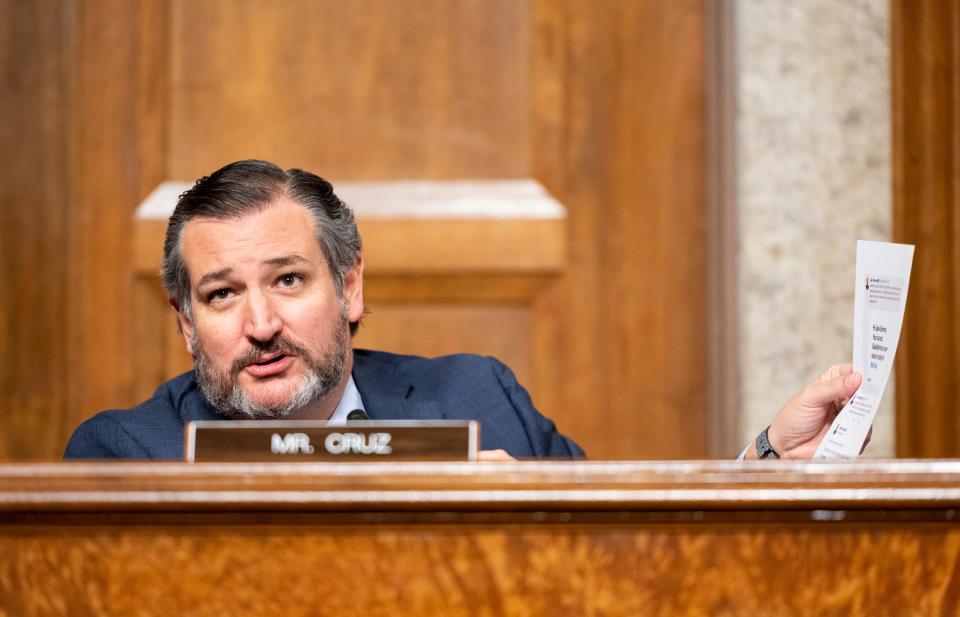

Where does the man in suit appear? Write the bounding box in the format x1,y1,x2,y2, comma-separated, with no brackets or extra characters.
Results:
64,160,861,460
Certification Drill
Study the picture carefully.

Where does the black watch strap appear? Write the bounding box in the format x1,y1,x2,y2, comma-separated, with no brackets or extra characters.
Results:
755,426,780,459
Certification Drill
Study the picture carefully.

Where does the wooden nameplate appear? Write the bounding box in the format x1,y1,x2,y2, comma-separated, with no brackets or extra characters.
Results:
184,420,479,462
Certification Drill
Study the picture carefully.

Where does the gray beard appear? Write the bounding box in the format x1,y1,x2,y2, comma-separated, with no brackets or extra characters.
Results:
192,305,350,419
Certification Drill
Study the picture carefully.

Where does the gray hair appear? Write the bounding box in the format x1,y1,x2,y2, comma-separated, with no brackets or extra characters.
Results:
161,160,362,334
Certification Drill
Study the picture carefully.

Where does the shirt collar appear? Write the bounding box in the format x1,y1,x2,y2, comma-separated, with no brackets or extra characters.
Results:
326,375,365,425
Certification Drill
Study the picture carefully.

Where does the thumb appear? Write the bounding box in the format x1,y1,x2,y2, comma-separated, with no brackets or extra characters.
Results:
802,368,861,408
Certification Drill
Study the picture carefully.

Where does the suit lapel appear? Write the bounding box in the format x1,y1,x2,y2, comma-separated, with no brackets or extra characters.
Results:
352,350,444,421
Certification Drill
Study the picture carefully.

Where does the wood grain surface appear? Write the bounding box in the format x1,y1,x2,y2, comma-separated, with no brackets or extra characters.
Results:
0,1,72,460
3,525,959,617
168,0,532,181
530,0,708,458
2,0,709,461
0,0,171,460
2,461,960,616
892,0,960,457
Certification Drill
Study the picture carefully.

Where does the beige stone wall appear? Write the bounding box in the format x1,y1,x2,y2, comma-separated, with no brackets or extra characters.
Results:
736,0,893,455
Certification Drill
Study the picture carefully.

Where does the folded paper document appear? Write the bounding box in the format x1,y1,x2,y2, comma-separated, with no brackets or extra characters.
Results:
814,240,915,460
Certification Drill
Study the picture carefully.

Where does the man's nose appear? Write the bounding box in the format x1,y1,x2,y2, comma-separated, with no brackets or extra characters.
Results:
242,290,282,342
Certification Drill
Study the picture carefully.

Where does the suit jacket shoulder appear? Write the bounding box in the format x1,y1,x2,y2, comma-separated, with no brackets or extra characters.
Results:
63,372,220,460
352,349,585,458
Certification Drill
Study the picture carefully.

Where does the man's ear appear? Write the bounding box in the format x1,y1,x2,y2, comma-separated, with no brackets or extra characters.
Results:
169,297,195,355
343,255,365,324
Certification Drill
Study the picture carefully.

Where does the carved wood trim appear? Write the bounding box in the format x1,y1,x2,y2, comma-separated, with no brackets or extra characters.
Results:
891,0,960,456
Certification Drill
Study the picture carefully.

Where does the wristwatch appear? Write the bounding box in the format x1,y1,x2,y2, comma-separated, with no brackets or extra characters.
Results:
755,425,780,459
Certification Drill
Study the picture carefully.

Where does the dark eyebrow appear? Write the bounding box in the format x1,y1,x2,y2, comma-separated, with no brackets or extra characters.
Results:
265,255,309,267
196,267,232,288
194,256,308,290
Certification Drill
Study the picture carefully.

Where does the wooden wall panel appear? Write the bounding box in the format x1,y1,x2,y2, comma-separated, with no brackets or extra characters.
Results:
64,0,171,446
530,0,708,458
892,0,960,456
0,0,170,459
164,0,708,457
355,304,533,387
128,0,172,407
0,0,72,460
2,0,708,460
168,0,532,180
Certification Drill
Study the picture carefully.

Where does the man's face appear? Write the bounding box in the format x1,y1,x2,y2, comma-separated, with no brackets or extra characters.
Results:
175,197,364,418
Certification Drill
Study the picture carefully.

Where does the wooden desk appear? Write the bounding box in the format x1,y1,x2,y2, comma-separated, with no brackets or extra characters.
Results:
2,461,959,616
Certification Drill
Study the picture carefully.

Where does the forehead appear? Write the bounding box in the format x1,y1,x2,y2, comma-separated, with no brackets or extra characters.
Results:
180,197,320,276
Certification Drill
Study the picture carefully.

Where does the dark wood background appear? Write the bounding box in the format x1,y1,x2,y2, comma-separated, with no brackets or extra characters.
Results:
1,0,955,461
892,0,960,457
0,0,708,461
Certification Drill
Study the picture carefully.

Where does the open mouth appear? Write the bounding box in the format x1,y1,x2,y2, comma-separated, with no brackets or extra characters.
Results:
253,353,287,367
241,350,296,379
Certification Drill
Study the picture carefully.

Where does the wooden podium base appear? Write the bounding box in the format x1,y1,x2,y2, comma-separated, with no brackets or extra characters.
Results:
2,460,959,615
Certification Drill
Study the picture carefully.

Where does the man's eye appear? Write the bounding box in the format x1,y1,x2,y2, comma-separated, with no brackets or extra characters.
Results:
207,288,232,302
277,274,302,287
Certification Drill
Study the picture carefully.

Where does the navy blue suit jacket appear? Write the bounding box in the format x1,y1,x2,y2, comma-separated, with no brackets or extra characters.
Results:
63,349,585,460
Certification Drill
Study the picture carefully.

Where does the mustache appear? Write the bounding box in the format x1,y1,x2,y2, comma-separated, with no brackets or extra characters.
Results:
230,335,310,377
